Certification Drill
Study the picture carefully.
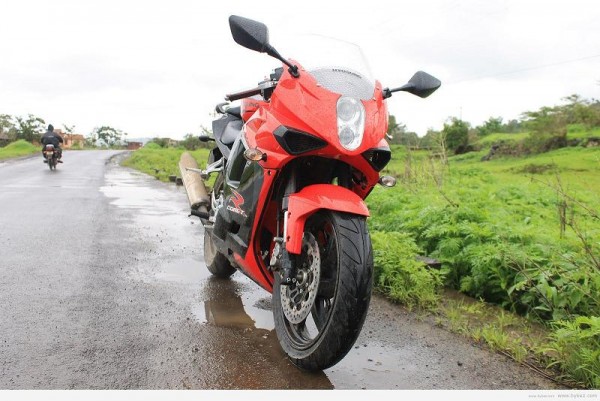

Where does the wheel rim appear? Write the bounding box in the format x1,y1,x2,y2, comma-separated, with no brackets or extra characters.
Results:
280,232,321,324
279,214,338,350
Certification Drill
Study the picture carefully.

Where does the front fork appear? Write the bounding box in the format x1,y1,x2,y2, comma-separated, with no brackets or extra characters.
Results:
270,170,297,286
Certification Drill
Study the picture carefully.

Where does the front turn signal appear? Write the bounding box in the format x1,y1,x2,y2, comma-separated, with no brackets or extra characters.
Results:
378,175,396,188
244,148,267,162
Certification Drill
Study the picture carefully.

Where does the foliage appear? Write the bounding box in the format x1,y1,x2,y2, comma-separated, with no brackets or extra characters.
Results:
121,145,210,182
442,117,470,153
150,137,171,148
180,133,202,150
93,125,125,147
476,116,523,137
0,139,38,160
371,231,445,310
62,124,75,135
0,114,17,141
15,114,46,142
544,316,600,388
476,116,504,137
386,115,420,146
366,139,600,387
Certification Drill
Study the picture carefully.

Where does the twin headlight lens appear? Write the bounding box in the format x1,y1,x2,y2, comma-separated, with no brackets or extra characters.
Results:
337,96,365,151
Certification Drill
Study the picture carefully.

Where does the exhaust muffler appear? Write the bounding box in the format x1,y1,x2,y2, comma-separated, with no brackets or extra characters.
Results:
178,151,210,215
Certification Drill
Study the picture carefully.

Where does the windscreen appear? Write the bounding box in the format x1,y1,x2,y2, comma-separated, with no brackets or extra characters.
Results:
284,34,376,100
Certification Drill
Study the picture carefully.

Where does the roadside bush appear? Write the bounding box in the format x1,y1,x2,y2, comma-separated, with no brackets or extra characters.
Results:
0,139,38,160
143,142,162,150
544,316,600,388
371,230,445,310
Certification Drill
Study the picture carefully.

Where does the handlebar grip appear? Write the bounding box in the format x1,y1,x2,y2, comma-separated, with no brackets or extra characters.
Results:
225,87,263,101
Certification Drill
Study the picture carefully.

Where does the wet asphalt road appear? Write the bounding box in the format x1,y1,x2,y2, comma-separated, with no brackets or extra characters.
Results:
0,150,563,390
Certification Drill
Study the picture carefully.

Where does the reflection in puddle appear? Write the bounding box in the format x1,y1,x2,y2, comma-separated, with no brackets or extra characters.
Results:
193,277,334,389
194,278,274,331
100,169,175,213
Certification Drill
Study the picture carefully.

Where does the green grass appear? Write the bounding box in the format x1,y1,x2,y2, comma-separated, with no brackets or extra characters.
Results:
475,132,530,147
0,140,39,160
121,145,210,182
472,126,600,150
368,137,600,388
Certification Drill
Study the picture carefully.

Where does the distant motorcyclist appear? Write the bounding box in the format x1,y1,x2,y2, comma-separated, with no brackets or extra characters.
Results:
40,124,63,163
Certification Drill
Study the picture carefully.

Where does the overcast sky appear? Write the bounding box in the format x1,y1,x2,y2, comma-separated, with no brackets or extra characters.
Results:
1,0,598,140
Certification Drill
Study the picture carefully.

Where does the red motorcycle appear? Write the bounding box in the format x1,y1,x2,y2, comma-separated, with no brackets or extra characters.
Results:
181,15,440,371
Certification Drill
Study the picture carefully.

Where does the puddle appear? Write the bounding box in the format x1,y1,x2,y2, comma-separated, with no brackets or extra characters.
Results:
155,257,210,283
193,277,275,331
100,169,176,213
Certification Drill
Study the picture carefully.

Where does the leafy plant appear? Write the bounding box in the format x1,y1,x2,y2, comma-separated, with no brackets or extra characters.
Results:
371,231,446,310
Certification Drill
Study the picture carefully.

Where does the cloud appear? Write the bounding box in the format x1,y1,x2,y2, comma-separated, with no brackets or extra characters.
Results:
0,0,599,138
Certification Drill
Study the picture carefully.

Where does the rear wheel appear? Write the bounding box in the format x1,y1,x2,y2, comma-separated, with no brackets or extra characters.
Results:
273,210,373,371
204,229,236,278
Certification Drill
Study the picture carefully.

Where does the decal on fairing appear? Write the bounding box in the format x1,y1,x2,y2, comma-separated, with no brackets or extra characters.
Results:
227,189,248,217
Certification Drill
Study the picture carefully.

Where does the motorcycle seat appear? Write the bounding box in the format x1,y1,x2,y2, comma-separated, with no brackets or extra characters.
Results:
226,106,242,119
212,113,243,159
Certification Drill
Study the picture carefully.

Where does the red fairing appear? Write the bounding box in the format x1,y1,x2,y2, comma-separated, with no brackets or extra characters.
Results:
285,184,369,255
241,97,268,122
232,65,389,287
244,65,388,191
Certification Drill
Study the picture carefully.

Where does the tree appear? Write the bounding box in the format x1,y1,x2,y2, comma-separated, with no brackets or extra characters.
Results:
85,131,97,148
62,124,75,135
15,114,45,142
151,137,170,148
180,133,202,150
560,94,600,128
476,116,503,137
93,126,123,147
441,117,470,153
386,114,419,146
520,106,567,153
0,114,17,141
419,128,440,149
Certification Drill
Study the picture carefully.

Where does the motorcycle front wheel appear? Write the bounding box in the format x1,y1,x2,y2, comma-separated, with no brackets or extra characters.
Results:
272,210,373,371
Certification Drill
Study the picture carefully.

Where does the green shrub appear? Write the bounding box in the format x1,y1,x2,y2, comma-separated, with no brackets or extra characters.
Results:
544,316,600,388
371,230,445,309
0,139,38,160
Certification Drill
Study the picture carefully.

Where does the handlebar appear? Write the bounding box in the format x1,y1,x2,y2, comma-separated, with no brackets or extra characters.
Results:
224,81,276,102
225,87,263,102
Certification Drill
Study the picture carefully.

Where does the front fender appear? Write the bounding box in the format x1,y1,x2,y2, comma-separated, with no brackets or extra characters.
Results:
285,184,369,254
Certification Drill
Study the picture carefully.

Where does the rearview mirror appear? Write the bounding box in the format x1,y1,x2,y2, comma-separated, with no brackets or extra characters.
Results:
229,15,270,53
383,71,441,99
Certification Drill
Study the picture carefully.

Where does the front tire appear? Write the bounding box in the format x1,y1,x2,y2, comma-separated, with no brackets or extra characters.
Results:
273,210,373,371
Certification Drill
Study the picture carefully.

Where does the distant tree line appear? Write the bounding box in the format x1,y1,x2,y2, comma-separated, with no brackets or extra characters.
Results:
389,94,600,156
0,113,132,149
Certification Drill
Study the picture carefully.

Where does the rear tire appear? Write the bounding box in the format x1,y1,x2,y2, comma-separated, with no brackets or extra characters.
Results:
204,229,236,278
203,170,235,279
273,210,373,371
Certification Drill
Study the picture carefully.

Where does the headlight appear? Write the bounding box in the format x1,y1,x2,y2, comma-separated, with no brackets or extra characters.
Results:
337,96,365,150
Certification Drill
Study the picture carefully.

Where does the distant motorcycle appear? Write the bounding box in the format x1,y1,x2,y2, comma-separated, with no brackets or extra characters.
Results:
43,144,58,170
181,15,440,371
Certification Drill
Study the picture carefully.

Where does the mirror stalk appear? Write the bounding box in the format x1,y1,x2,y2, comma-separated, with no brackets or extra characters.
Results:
266,45,299,78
